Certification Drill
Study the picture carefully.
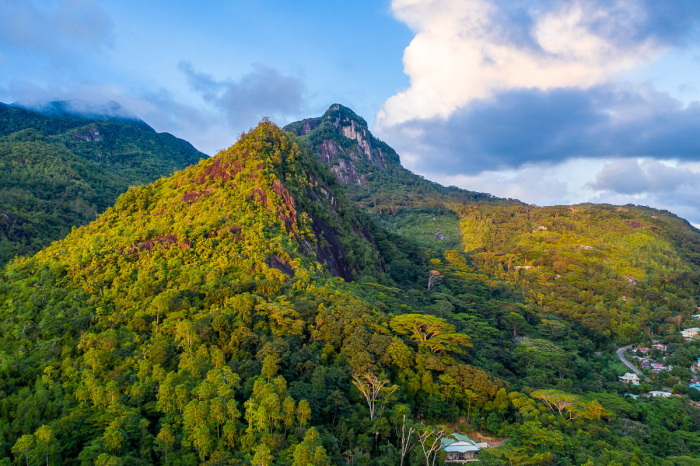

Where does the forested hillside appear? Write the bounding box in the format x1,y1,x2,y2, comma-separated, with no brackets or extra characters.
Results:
2,121,700,466
458,204,700,341
0,102,205,265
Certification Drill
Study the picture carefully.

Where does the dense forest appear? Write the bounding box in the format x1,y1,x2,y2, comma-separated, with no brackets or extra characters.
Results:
0,102,205,266
0,114,699,466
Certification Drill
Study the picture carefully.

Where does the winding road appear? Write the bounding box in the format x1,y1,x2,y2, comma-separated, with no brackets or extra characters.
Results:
617,345,647,380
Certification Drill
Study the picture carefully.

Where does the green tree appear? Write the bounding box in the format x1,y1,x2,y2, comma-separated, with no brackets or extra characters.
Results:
33,426,55,466
252,444,274,466
156,424,175,464
390,314,471,353
293,428,329,466
11,435,34,466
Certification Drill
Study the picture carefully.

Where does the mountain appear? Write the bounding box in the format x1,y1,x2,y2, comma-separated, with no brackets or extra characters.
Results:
285,104,518,252
0,102,206,265
0,121,502,465
2,118,700,465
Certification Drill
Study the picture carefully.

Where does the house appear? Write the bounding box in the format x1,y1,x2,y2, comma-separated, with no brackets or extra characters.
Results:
652,344,666,352
691,314,700,320
648,391,672,398
442,433,482,463
641,362,651,369
636,347,650,354
622,275,639,285
619,373,640,384
681,328,700,340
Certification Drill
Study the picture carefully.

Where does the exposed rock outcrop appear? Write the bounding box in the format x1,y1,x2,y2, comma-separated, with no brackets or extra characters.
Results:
308,213,354,282
285,104,398,186
72,125,104,142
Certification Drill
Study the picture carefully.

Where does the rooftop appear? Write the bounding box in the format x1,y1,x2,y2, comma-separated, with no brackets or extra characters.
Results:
442,434,481,453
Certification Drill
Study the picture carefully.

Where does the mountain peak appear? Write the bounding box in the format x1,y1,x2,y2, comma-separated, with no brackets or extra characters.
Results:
322,103,369,129
284,105,399,185
285,106,503,228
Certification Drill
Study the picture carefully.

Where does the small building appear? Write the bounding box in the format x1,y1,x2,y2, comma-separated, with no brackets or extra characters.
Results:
619,373,640,384
652,344,666,351
691,314,700,320
636,347,650,354
442,433,482,463
648,391,672,398
681,328,700,340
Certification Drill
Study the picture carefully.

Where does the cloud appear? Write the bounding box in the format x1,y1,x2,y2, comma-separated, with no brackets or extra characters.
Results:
2,79,232,155
178,61,306,130
588,159,650,194
431,164,574,206
0,0,113,56
373,0,700,225
435,157,700,226
378,83,700,175
590,158,699,196
375,0,696,128
588,159,700,224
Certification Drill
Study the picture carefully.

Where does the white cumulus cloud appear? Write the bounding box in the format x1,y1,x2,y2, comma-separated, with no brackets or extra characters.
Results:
375,0,663,128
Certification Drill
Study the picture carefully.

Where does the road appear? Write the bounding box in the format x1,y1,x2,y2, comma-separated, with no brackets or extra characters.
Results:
617,345,647,380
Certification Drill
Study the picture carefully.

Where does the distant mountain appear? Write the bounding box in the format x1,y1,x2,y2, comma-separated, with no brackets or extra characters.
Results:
285,104,501,205
285,104,518,251
0,101,206,265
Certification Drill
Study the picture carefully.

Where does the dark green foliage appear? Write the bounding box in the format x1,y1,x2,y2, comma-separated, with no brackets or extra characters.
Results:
0,102,205,265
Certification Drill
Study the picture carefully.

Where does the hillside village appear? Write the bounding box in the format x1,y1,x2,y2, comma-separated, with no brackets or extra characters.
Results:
620,330,700,407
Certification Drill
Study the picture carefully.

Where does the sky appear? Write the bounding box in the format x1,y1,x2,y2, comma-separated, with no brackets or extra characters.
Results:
1,0,699,225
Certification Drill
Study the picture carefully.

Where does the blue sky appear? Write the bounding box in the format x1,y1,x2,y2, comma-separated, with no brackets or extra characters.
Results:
1,0,700,225
0,0,412,150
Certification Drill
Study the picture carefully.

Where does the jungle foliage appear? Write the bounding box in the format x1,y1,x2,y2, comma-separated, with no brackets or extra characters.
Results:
0,103,205,266
1,117,699,466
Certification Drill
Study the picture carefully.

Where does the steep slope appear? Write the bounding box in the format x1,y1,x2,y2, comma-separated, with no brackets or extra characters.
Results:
0,102,206,265
285,105,517,252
